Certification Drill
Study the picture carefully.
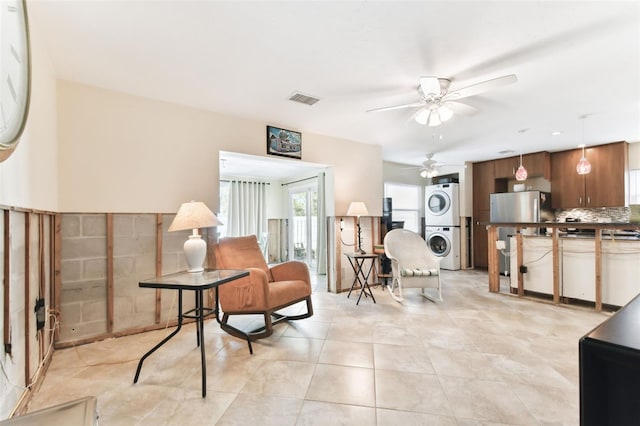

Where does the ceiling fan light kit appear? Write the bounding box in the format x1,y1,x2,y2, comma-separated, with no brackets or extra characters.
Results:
418,153,442,178
419,167,439,178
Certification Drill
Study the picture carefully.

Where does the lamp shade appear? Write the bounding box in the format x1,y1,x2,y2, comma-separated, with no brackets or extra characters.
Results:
438,105,453,122
420,166,438,178
168,201,223,273
168,201,223,232
347,201,369,217
415,105,453,127
427,109,441,127
415,108,430,125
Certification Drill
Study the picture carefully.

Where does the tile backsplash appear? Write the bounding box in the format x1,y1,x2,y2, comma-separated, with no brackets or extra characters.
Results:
555,207,630,223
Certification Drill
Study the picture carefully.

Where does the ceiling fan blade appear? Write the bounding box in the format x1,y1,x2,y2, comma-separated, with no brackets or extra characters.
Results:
366,101,425,113
446,74,517,100
444,101,479,116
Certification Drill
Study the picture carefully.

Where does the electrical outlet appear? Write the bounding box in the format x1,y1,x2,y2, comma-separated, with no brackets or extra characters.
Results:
496,240,506,250
35,298,45,331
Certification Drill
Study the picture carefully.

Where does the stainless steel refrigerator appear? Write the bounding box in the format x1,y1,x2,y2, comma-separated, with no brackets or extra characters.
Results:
489,191,553,274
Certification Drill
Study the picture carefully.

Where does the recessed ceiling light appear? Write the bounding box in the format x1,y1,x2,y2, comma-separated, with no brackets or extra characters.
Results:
551,131,563,136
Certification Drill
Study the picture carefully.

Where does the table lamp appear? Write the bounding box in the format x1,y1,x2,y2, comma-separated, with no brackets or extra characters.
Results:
168,201,223,272
347,201,368,254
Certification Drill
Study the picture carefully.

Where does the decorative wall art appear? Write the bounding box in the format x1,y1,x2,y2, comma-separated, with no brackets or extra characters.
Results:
267,125,302,159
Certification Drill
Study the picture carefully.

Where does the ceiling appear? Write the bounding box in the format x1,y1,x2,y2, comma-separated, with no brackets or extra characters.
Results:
28,1,640,171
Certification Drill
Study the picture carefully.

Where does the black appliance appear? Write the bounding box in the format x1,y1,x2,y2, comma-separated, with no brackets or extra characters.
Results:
580,293,640,424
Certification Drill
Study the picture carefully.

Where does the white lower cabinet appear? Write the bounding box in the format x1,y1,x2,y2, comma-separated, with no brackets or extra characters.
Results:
510,236,640,307
561,238,596,302
510,236,554,294
601,240,640,306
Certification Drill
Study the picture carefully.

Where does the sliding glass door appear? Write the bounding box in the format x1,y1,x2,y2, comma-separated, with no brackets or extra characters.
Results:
289,186,317,269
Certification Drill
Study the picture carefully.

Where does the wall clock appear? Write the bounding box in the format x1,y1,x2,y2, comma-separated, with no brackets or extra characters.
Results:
0,0,31,162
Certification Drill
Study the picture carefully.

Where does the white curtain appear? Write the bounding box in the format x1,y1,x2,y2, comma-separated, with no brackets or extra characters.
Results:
227,180,267,238
316,172,327,274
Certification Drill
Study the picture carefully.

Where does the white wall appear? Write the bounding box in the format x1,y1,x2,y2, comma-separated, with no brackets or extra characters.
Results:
0,22,58,419
0,22,58,211
57,81,382,215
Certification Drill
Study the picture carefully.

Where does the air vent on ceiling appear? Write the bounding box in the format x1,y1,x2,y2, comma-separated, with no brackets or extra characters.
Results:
288,92,320,106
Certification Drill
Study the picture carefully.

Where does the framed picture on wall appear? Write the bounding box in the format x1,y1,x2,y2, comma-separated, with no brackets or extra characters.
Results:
267,125,302,159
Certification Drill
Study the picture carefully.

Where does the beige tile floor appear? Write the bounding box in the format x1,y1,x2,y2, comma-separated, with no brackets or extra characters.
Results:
28,270,609,425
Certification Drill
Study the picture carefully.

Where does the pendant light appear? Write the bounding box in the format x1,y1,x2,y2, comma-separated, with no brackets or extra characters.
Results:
515,129,528,181
576,145,591,175
515,152,528,181
576,115,591,175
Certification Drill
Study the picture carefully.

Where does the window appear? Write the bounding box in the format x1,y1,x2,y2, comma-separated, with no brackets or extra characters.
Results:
384,183,422,233
630,169,640,204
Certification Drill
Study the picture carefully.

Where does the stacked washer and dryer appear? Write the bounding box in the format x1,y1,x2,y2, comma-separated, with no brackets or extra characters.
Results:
424,183,461,270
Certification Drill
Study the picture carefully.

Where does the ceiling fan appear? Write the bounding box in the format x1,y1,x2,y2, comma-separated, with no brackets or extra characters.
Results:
419,154,444,178
367,74,518,126
408,153,466,178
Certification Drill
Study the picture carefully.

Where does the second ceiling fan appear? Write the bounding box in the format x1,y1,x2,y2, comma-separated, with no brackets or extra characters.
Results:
367,74,517,126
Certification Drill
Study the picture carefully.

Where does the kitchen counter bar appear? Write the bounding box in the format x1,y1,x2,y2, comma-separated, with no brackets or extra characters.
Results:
486,222,640,311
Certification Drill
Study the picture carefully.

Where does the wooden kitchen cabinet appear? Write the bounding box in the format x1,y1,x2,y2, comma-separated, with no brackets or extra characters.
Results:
494,157,518,179
551,148,585,208
473,160,495,211
472,210,490,268
585,142,627,207
472,161,495,268
494,151,550,179
524,151,551,180
551,142,627,209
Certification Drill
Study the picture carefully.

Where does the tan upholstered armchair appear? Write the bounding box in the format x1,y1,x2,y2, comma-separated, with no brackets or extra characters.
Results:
212,235,313,340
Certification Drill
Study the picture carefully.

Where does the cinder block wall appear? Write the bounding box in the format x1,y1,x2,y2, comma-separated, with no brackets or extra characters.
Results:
113,214,157,331
60,214,108,340
59,213,195,343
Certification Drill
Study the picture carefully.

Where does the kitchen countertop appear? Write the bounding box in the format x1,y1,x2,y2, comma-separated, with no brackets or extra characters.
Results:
487,222,640,239
514,234,639,240
488,222,640,229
